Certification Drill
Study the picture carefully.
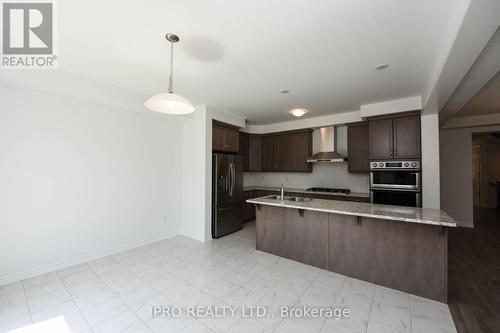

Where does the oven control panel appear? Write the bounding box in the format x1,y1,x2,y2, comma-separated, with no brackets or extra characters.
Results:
370,161,420,170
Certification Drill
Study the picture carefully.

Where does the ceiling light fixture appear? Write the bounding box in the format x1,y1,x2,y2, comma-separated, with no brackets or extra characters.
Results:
289,108,308,117
375,63,389,70
281,90,290,94
145,33,194,115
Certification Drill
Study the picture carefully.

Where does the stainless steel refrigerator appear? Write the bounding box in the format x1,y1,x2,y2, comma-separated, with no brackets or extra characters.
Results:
212,153,244,238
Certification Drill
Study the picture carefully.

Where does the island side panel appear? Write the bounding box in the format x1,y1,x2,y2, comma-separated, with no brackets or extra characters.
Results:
328,213,447,302
256,205,328,270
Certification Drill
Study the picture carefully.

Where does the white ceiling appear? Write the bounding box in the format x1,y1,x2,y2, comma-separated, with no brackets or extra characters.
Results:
55,0,463,124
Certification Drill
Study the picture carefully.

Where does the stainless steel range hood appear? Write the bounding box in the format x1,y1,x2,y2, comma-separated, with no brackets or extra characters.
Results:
307,126,347,163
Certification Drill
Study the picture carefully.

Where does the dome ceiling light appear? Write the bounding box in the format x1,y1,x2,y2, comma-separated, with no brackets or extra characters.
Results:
145,33,195,115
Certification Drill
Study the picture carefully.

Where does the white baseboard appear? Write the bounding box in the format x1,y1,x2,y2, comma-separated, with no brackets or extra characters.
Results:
0,231,179,286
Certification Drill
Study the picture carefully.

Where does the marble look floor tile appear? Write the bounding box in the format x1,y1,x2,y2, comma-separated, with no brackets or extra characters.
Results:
366,320,409,333
276,316,326,333
65,277,108,297
0,316,32,333
178,320,214,333
0,224,458,333
81,296,128,326
373,287,409,309
132,294,173,323
0,282,23,297
409,295,454,324
148,315,194,333
93,309,144,333
116,283,157,307
73,285,116,310
202,280,239,300
0,292,30,325
27,288,72,313
243,277,277,297
223,288,260,306
31,300,90,333
412,315,457,333
297,282,337,306
164,282,200,303
57,263,92,279
226,318,271,333
24,279,66,299
22,272,60,289
370,301,410,331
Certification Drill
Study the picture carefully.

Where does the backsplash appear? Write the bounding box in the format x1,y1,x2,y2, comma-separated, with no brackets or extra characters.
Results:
243,163,369,193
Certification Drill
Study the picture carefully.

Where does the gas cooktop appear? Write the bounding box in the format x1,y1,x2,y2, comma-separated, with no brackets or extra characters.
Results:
306,187,351,194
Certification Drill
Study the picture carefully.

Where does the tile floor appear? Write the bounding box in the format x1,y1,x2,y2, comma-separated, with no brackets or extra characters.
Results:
0,222,457,333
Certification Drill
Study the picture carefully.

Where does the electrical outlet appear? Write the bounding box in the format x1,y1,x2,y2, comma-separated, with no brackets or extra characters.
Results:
162,216,168,223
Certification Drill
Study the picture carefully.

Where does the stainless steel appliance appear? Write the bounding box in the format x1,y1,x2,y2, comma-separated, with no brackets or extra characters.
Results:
212,154,243,238
370,161,421,207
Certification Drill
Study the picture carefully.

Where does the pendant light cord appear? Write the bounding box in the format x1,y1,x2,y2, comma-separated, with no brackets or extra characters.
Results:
168,41,174,93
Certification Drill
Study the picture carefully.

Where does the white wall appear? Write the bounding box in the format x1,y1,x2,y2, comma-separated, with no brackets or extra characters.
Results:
180,105,246,242
244,126,370,193
440,125,500,228
0,83,182,284
421,114,441,208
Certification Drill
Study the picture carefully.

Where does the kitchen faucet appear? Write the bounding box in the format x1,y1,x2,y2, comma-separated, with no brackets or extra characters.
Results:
280,184,285,200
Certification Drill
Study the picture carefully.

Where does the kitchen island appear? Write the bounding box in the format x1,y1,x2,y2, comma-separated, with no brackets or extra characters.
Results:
247,195,457,302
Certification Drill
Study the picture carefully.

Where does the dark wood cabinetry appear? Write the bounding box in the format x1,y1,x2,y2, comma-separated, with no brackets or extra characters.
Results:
393,116,421,159
261,129,312,172
248,135,263,171
262,135,280,171
239,132,249,171
347,123,369,172
212,121,239,153
369,114,421,160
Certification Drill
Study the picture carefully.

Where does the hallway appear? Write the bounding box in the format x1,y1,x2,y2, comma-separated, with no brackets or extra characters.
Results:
448,208,500,332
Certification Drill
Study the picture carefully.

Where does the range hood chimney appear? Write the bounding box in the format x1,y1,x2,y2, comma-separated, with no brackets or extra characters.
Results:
306,126,347,163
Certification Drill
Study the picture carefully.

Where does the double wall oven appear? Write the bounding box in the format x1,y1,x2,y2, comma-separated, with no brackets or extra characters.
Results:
370,161,421,207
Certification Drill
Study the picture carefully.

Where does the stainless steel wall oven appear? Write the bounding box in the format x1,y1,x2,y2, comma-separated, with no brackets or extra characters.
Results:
370,161,421,207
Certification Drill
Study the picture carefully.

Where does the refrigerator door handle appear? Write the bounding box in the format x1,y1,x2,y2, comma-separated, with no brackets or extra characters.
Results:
230,163,235,196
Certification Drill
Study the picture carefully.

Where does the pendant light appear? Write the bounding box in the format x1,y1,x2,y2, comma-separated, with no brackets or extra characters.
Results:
145,33,195,114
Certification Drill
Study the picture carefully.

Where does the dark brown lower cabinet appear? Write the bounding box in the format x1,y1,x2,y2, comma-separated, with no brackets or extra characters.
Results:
256,206,328,269
255,205,448,302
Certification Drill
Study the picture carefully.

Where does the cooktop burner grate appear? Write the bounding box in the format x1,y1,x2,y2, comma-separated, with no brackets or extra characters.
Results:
306,187,351,194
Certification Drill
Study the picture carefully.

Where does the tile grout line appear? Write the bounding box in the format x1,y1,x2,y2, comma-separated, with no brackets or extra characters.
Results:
56,267,94,331
20,280,33,325
318,273,348,333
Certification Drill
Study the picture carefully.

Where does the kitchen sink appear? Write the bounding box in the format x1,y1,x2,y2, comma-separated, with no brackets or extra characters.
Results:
268,195,312,202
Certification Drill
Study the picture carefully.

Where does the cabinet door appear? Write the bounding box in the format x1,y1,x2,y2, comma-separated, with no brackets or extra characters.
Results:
292,132,312,172
213,126,226,152
239,132,249,171
248,135,263,171
278,134,294,171
348,124,369,172
369,119,394,160
393,115,421,159
225,128,239,153
243,190,256,221
263,136,279,171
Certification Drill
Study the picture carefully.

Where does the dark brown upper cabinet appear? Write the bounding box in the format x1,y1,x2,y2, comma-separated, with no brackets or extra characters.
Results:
393,116,421,159
347,123,369,172
261,129,312,172
248,135,263,171
291,131,313,172
212,122,239,153
239,132,249,171
263,135,280,170
369,114,421,160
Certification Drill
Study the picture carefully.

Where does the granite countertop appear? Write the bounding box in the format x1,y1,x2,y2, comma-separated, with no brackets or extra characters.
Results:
246,195,457,227
243,186,370,198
